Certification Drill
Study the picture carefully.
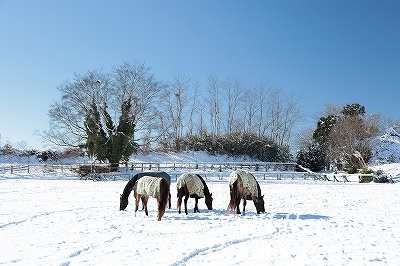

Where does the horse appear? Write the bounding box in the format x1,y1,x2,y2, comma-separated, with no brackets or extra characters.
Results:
134,176,170,221
177,173,213,215
119,171,171,211
227,169,265,215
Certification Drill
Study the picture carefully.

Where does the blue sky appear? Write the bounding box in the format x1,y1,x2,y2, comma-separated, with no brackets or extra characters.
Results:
0,1,399,150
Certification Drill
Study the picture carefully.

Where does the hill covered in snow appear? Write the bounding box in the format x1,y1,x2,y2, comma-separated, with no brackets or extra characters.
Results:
371,126,400,165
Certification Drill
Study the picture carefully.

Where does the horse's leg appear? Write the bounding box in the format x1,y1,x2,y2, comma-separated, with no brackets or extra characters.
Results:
142,196,149,216
177,195,182,214
236,197,241,214
169,193,171,209
141,196,145,210
184,193,189,215
242,197,247,215
134,194,140,217
194,197,199,213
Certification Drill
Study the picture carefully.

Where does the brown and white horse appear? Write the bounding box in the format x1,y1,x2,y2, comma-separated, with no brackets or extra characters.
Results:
119,171,171,211
134,176,170,221
228,169,265,215
177,173,213,215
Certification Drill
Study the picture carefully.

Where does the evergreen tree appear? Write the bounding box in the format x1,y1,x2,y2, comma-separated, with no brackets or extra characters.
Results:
115,97,138,163
313,114,338,148
84,97,137,166
341,103,366,116
296,144,327,172
84,99,108,161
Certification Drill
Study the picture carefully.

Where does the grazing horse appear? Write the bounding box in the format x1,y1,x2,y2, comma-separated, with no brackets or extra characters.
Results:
228,169,265,215
177,173,213,215
134,176,170,221
119,171,171,211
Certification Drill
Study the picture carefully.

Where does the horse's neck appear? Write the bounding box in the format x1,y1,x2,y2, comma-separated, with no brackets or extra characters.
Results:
121,176,137,199
197,175,211,197
256,182,262,198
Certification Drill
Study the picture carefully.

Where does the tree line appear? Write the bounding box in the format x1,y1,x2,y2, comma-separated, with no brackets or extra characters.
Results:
41,61,393,172
42,62,301,165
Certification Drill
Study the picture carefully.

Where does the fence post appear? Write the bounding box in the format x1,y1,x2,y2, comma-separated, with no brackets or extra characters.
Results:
11,166,13,174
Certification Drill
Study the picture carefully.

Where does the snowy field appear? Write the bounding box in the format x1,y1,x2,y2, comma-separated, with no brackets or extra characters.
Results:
1,166,400,265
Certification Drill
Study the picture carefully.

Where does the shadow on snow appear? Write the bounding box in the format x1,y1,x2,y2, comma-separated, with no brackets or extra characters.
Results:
273,213,330,220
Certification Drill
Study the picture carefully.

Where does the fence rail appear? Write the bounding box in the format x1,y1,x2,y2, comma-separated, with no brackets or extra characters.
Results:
0,161,297,176
129,161,297,172
0,164,78,174
2,162,390,183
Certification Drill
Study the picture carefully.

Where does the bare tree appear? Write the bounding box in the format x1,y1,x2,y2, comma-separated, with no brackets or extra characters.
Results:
222,78,244,135
160,72,190,151
186,81,202,136
206,76,222,137
327,113,379,171
43,70,111,147
113,62,166,134
42,62,165,154
253,82,268,138
264,87,301,146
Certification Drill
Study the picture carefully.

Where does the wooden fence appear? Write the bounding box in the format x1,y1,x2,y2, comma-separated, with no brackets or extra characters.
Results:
129,161,297,172
2,162,389,183
0,161,297,178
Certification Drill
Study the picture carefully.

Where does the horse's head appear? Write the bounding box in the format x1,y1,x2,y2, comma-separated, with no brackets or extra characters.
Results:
254,195,265,214
120,194,128,210
205,193,213,210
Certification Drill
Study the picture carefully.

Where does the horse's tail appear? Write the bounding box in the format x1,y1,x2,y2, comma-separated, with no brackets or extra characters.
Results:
228,176,243,211
158,178,169,212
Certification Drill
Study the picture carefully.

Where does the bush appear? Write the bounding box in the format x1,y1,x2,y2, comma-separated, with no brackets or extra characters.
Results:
360,167,373,174
375,175,390,183
296,144,327,172
180,132,286,162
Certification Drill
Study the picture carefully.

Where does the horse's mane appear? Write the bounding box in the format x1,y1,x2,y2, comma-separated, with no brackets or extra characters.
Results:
121,174,139,200
196,174,211,197
255,179,262,198
158,178,169,211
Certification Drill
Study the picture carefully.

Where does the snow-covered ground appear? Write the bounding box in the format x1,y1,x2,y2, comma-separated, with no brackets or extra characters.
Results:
1,151,400,265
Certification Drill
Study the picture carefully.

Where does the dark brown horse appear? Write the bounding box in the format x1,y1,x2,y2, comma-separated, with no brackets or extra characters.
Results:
228,169,265,215
177,173,213,215
119,171,171,211
134,176,170,221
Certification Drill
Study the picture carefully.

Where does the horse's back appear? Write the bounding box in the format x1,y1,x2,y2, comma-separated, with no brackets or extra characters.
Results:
137,171,171,185
136,176,162,198
229,170,258,197
177,173,205,197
